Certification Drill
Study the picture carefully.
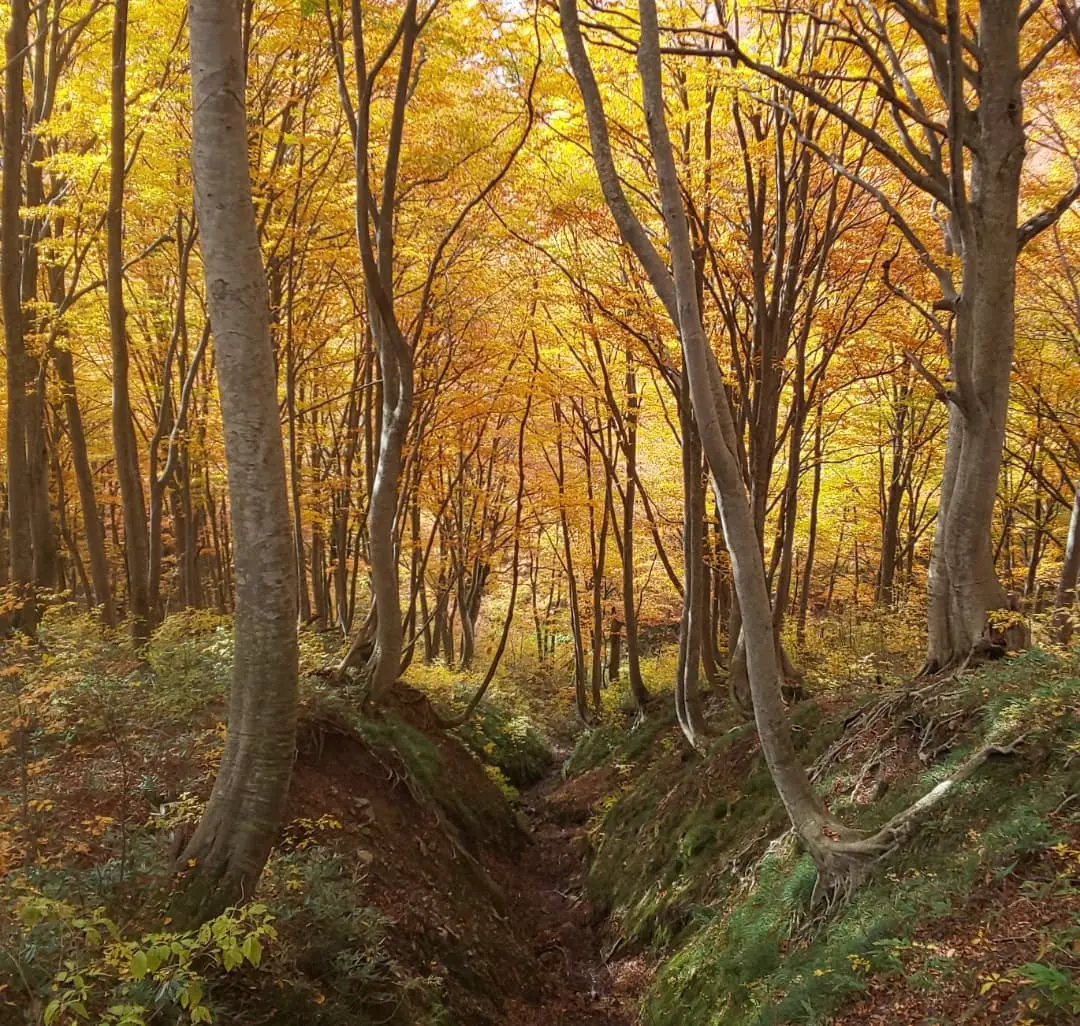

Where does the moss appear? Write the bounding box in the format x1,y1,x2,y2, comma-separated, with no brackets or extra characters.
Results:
586,652,1080,1026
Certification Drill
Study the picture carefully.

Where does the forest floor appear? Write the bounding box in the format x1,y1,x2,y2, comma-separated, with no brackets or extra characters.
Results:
491,759,645,1026
3,614,1079,1026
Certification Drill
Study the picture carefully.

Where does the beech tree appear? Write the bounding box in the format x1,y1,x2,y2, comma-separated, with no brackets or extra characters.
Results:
177,0,299,917
559,0,1049,901
716,0,1080,670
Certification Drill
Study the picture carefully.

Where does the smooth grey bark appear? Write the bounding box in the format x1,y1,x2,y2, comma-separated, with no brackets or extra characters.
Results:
634,0,837,850
178,0,299,919
1053,483,1080,645
108,0,151,645
331,0,418,701
630,0,1043,896
725,0,1080,670
561,0,851,881
923,0,1024,669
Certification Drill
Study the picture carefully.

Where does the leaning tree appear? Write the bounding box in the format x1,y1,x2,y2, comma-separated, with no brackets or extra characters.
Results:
559,0,1053,903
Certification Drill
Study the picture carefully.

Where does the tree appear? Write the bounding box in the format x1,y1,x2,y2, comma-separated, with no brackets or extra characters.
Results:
2,0,35,622
719,0,1080,671
559,0,1038,903
177,0,299,918
108,0,152,645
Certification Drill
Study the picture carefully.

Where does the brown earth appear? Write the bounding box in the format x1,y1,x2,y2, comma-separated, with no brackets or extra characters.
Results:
281,689,644,1025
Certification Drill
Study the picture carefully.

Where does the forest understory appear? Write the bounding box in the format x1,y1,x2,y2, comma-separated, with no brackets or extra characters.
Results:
2,610,1079,1025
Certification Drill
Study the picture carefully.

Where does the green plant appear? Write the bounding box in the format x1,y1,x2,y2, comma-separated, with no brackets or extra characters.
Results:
1011,962,1080,1014
4,891,274,1024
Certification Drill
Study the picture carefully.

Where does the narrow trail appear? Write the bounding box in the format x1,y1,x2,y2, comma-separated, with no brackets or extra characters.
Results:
493,766,643,1026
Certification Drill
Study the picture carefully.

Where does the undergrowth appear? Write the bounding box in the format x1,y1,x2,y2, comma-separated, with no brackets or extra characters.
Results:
0,610,533,1025
572,648,1080,1026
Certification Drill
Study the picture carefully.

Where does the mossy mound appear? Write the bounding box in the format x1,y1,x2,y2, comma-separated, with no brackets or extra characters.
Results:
565,650,1080,1026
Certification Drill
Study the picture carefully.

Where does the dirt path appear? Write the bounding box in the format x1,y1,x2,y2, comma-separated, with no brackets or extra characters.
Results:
493,771,642,1026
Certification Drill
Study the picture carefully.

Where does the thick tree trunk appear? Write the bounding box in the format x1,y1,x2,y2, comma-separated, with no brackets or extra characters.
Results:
108,0,151,645
179,0,299,920
924,1,1026,671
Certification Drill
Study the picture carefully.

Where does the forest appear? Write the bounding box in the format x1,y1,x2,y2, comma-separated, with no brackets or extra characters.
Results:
1,0,1079,1023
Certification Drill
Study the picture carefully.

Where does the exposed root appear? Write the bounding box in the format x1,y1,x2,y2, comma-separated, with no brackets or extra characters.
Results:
796,732,1027,937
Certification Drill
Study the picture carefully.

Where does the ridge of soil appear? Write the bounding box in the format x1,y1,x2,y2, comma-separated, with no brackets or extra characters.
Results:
288,692,643,1025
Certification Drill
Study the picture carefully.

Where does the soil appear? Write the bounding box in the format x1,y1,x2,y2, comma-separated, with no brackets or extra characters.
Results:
493,771,644,1026
286,696,645,1025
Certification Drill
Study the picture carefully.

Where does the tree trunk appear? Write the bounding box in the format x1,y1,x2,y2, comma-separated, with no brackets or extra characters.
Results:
877,387,907,606
54,347,116,624
555,408,590,721
2,0,36,622
179,0,299,920
796,406,823,647
924,1,1027,671
622,352,649,708
26,366,58,589
675,403,709,748
1053,482,1080,646
108,0,151,645
587,434,611,715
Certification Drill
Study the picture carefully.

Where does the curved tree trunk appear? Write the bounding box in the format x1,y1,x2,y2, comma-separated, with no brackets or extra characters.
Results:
178,0,299,920
924,34,1025,668
332,0,418,702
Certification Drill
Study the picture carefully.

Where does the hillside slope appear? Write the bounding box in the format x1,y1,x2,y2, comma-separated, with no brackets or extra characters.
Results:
560,650,1080,1025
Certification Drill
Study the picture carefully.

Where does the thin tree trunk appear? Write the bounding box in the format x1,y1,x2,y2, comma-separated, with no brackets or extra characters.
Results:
675,403,709,748
622,352,649,708
796,405,823,647
54,347,116,623
555,406,589,721
108,0,151,645
1053,482,1080,645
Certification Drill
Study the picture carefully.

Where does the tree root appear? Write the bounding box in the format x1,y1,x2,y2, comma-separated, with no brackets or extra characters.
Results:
795,732,1027,936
